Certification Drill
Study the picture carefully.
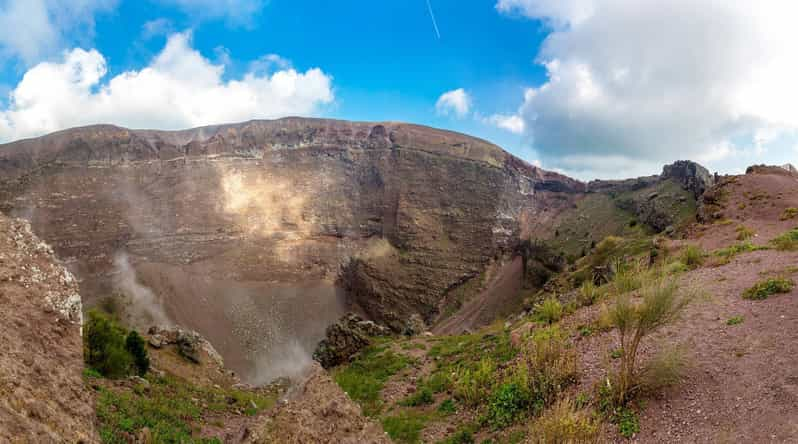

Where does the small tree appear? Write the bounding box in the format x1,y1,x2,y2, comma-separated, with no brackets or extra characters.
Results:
126,331,150,376
84,310,131,378
608,280,687,405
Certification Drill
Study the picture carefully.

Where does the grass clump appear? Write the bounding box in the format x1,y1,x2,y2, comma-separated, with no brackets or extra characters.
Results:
577,280,602,307
780,207,798,221
334,346,409,416
726,316,744,326
617,408,640,438
84,309,150,378
771,228,798,251
528,397,602,444
604,280,688,406
679,244,705,269
454,357,495,407
515,326,578,414
611,259,645,294
735,225,755,241
742,277,794,300
381,410,430,444
535,298,564,324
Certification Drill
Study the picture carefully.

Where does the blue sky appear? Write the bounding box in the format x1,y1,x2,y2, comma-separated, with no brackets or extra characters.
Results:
0,0,796,179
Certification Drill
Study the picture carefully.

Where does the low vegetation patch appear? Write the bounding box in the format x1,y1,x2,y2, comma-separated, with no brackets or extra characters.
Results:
679,244,705,269
333,345,409,416
534,297,563,324
93,373,275,443
780,207,798,221
735,225,755,241
742,278,794,300
528,397,602,443
726,316,744,325
381,410,430,444
713,241,763,264
771,228,798,251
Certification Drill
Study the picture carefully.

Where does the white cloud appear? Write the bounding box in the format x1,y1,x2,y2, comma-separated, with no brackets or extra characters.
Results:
0,32,334,142
142,18,174,39
0,0,116,64
157,0,265,26
436,88,472,118
486,114,526,134
496,0,798,178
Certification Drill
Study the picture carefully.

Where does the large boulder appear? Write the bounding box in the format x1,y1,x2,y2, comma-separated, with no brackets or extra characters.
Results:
313,313,391,369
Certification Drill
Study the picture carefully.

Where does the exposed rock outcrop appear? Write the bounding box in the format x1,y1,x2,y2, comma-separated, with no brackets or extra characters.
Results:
661,160,714,198
248,362,389,444
313,313,391,369
0,214,97,442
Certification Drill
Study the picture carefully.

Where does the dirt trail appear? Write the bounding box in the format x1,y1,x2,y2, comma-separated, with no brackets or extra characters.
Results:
433,256,523,335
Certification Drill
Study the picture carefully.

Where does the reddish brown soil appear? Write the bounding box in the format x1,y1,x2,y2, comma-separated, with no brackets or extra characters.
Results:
689,170,798,250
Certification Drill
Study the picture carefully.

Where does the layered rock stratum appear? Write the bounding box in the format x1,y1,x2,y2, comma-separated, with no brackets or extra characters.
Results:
0,118,584,380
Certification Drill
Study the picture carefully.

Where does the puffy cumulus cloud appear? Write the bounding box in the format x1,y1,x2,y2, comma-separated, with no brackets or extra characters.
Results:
436,88,472,118
0,0,116,64
496,0,798,179
157,0,265,26
0,32,334,142
485,113,526,134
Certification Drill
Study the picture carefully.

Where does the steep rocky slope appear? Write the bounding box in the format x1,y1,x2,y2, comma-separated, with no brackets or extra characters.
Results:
0,213,97,442
0,118,583,381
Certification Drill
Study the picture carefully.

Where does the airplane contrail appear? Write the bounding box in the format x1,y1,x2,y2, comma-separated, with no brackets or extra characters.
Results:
426,0,441,39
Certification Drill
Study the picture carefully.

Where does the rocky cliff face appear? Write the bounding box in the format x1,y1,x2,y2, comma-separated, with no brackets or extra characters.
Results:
0,118,583,380
0,214,96,442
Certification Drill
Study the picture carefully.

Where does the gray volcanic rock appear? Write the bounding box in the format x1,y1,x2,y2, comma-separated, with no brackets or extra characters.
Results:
661,160,714,198
313,312,391,369
0,117,583,378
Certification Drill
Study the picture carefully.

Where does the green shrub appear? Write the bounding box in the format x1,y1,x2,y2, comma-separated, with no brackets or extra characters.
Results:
401,387,434,407
617,408,639,438
488,382,530,429
437,398,456,414
771,228,798,251
780,207,798,221
84,310,133,378
528,397,602,443
454,357,495,407
726,316,744,325
535,298,563,324
126,331,150,376
381,410,429,444
742,278,794,300
679,245,705,269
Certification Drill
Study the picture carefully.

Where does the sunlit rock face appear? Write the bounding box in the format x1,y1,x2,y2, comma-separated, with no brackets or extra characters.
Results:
0,117,583,381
